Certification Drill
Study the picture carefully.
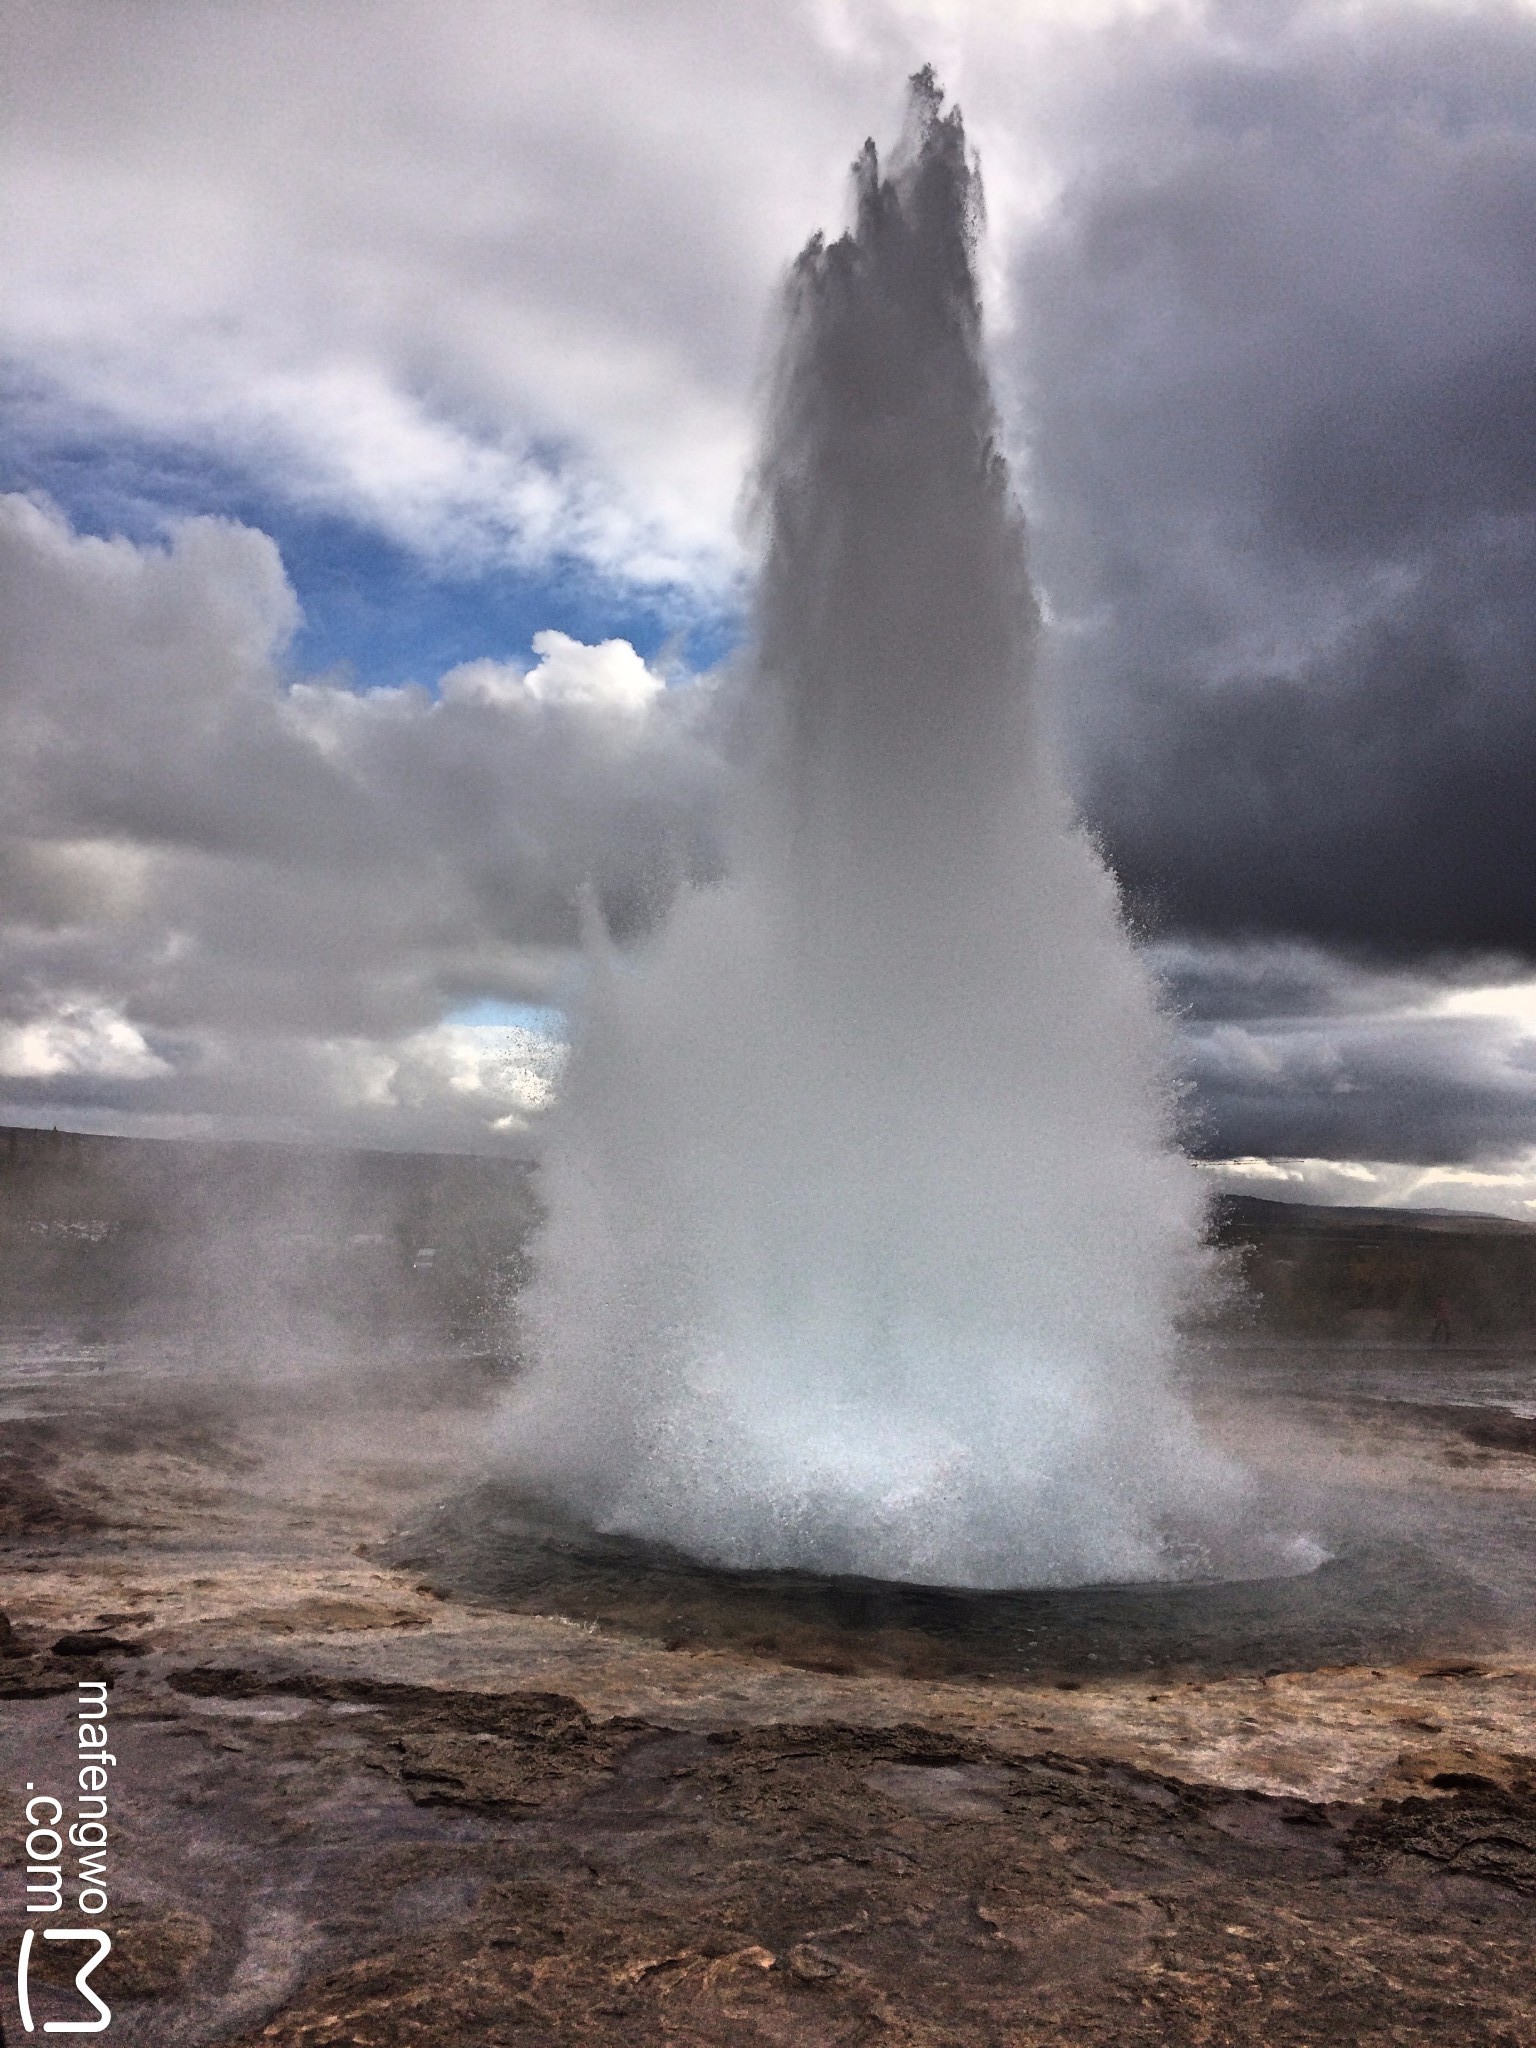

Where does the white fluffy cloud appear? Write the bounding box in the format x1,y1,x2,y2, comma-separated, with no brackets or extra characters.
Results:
1200,1153,1536,1220
1,1,902,589
0,1002,169,1083
443,633,662,714
0,492,722,1143
0,0,1201,591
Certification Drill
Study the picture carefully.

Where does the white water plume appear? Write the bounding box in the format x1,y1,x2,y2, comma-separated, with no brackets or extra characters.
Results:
500,74,1245,1588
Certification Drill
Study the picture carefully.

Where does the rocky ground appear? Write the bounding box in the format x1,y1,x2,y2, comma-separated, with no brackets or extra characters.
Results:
3,1348,1535,2045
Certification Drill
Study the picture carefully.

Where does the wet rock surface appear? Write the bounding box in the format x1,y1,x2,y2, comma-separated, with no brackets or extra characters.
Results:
2,1344,1535,2042
7,1658,1529,2047
198,1688,1536,2045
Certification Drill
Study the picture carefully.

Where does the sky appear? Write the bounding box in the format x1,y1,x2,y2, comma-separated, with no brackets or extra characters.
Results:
5,0,1536,1211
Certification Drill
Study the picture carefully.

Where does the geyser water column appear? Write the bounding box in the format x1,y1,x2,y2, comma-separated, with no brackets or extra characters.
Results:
502,74,1241,1588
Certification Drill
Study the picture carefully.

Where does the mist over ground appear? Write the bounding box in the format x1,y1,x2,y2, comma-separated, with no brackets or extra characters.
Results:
0,1123,537,1381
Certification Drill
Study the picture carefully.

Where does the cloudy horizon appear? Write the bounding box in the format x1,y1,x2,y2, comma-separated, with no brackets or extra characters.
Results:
6,0,1536,1214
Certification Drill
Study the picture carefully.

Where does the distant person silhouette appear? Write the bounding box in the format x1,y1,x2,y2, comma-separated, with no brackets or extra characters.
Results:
1430,1296,1453,1346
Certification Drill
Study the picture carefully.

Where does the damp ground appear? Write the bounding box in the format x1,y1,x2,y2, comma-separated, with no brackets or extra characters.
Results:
2,1332,1535,2044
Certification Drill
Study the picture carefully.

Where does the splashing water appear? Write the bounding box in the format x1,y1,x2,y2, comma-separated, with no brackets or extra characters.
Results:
501,75,1247,1588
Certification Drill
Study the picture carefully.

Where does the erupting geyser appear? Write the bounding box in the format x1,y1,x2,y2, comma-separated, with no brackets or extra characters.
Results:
503,74,1245,1587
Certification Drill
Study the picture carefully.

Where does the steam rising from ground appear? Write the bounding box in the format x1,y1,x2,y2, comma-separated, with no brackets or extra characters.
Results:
502,78,1242,1588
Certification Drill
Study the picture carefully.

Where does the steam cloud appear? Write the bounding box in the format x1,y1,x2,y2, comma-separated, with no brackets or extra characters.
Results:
500,79,1243,1589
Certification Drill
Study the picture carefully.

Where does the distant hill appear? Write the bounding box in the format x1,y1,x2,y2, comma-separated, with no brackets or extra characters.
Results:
1213,1192,1534,1237
1209,1193,1536,1339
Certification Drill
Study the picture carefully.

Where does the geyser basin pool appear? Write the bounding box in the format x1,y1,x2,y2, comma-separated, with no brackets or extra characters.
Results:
391,1486,1505,1686
497,74,1254,1587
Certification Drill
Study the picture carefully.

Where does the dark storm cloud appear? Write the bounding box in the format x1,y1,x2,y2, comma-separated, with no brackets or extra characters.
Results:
1143,939,1536,1167
1149,940,1461,1028
1183,1003,1536,1166
1018,1,1536,958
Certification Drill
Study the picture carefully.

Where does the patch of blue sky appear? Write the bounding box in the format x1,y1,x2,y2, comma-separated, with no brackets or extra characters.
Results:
250,510,741,689
445,999,568,1037
1,381,745,688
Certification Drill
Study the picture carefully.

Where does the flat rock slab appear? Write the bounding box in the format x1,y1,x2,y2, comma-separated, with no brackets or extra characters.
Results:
5,1661,1532,2046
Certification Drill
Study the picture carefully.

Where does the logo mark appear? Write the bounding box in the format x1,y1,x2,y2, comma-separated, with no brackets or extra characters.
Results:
16,1927,112,2033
